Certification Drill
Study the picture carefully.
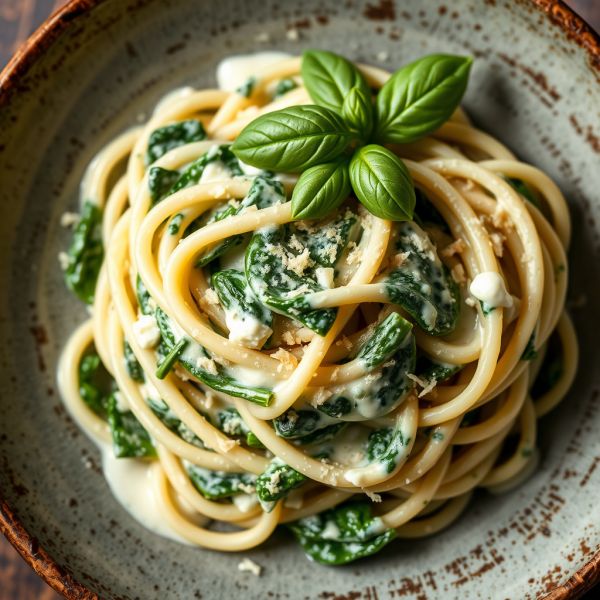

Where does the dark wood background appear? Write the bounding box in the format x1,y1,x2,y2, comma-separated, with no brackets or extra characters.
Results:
0,0,598,598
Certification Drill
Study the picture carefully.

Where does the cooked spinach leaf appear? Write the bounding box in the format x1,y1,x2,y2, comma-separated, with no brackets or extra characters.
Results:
318,313,416,421
218,407,265,449
500,175,540,209
155,307,273,405
64,201,103,304
194,176,287,268
245,224,340,336
272,407,340,440
521,330,538,361
106,391,156,458
148,167,179,207
79,353,108,414
136,275,155,316
170,144,243,196
124,338,145,383
416,355,464,382
146,119,207,165
273,78,298,100
187,464,256,500
383,222,460,336
414,188,450,233
364,426,410,475
212,269,273,349
256,457,307,512
288,501,396,565
147,396,181,430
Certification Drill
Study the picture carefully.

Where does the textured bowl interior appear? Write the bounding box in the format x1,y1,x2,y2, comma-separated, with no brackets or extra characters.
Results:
1,1,600,598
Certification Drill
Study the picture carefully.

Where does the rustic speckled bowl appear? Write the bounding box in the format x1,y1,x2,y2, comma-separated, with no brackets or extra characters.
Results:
1,0,600,598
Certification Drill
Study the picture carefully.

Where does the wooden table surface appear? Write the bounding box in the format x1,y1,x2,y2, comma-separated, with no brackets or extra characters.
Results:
0,0,599,598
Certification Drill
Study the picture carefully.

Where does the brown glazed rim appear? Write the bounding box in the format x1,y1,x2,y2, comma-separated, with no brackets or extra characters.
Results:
0,0,599,598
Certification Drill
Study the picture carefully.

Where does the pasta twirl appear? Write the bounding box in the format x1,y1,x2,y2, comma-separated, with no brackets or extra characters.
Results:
57,52,577,565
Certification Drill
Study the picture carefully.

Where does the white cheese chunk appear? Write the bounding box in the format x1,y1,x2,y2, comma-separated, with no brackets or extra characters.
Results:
199,160,232,184
232,493,259,513
469,272,513,309
238,558,262,576
132,315,161,349
315,266,335,289
225,311,273,350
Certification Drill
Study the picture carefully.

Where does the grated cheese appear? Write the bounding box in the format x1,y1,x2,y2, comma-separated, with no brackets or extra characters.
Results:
271,348,298,372
238,558,262,576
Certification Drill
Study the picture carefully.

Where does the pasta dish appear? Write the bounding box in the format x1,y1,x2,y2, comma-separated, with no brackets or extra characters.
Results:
57,50,577,565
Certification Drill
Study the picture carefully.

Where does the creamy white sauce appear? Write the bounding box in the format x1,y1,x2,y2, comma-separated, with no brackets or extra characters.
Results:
153,86,195,115
216,52,293,92
113,390,129,413
100,442,195,544
199,159,233,184
239,160,264,176
470,272,513,308
219,233,250,271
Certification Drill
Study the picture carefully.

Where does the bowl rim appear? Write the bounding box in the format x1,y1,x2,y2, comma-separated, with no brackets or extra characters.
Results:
0,0,599,598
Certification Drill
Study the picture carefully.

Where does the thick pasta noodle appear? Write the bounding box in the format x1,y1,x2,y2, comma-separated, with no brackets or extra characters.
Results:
57,53,577,565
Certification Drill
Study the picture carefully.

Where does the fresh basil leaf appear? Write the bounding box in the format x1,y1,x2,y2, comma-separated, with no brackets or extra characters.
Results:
301,50,371,116
64,201,103,304
349,145,416,221
106,391,157,458
342,87,373,139
374,54,473,144
382,222,460,335
146,119,207,165
256,457,306,512
291,154,352,220
232,105,355,172
273,78,298,100
187,464,256,499
288,501,396,564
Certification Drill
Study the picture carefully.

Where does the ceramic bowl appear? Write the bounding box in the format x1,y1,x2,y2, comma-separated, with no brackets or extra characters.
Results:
1,1,600,598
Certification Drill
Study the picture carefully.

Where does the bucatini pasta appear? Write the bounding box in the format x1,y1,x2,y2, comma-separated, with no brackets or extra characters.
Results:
57,51,577,565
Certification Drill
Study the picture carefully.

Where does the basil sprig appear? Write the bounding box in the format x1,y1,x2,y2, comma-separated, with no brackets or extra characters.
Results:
349,145,415,221
374,53,473,144
232,50,473,221
300,50,372,116
231,105,356,172
291,154,352,220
